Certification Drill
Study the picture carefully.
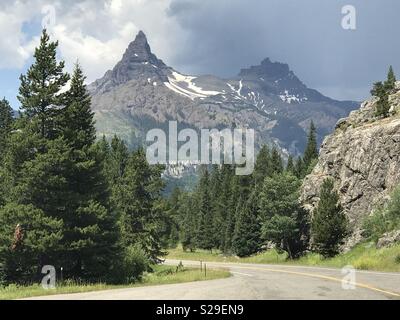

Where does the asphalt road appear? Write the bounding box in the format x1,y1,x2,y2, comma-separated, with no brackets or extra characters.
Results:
24,259,400,300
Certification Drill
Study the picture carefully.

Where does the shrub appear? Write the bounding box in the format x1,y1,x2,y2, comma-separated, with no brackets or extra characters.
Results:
311,179,348,258
120,245,151,283
363,185,400,241
0,263,5,287
362,209,389,242
353,257,379,270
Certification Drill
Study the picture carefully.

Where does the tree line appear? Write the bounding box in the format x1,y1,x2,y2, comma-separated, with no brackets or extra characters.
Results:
0,30,171,285
166,123,348,259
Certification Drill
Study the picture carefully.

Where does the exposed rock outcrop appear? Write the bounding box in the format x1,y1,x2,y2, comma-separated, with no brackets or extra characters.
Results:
301,82,400,246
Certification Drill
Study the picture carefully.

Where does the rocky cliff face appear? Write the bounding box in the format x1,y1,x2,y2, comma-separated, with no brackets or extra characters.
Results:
301,83,400,241
89,31,358,156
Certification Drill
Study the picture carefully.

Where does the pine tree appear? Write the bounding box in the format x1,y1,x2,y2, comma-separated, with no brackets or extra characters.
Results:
109,136,129,183
3,134,73,278
0,119,41,206
218,164,234,250
0,98,13,159
294,157,304,178
18,29,70,139
232,192,262,257
13,136,73,220
0,204,63,284
311,179,348,257
224,196,241,254
259,173,301,222
385,65,396,92
196,168,215,251
180,193,197,252
259,173,309,258
6,134,117,281
209,165,223,249
62,63,109,204
303,121,318,171
114,148,166,263
270,147,283,175
61,63,96,149
224,174,241,253
59,64,120,280
165,187,181,248
253,145,271,189
286,155,295,174
372,81,390,117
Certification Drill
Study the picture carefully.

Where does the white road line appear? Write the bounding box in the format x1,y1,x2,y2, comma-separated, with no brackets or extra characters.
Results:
231,271,253,277
167,260,400,277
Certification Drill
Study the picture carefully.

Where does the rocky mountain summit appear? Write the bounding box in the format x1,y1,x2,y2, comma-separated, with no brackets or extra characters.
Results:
301,82,400,243
89,31,358,156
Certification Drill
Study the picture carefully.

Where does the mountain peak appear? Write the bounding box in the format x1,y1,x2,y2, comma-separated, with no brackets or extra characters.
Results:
89,31,169,92
136,30,147,39
132,30,148,48
239,57,290,80
121,30,153,62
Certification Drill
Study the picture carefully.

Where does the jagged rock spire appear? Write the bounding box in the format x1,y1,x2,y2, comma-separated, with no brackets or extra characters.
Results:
121,30,155,63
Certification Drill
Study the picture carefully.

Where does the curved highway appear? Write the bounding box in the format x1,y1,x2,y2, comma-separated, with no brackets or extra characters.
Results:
24,259,400,300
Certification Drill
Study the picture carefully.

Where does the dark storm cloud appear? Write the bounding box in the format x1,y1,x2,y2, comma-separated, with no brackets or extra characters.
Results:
167,0,400,101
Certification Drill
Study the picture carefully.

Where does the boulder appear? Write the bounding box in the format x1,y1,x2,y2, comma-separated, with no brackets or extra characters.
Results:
377,230,400,249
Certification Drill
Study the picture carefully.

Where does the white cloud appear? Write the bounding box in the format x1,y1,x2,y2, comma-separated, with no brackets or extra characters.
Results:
0,0,185,82
0,0,43,69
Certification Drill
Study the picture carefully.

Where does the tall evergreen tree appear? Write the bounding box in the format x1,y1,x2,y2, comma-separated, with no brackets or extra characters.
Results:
232,191,262,257
114,148,166,263
294,157,304,179
253,145,271,189
209,165,224,249
180,193,197,252
286,155,295,175
303,121,318,172
270,147,283,175
4,133,74,277
0,98,13,159
385,65,396,91
60,64,120,280
61,63,96,149
223,172,242,253
259,173,309,258
311,179,348,257
218,164,234,250
196,168,215,251
164,187,181,248
18,29,70,139
109,136,129,183
371,81,390,117
259,174,302,222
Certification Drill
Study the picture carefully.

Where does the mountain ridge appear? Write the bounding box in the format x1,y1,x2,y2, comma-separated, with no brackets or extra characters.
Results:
89,31,359,156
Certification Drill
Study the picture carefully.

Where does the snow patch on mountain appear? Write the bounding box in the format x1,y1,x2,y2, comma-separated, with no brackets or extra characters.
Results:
227,80,244,98
164,71,222,100
228,80,266,111
279,90,308,104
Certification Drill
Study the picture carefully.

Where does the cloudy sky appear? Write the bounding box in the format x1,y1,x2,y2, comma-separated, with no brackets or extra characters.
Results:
1,0,399,108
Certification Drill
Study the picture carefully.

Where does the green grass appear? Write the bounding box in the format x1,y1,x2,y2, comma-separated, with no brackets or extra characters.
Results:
167,243,400,272
0,264,230,300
